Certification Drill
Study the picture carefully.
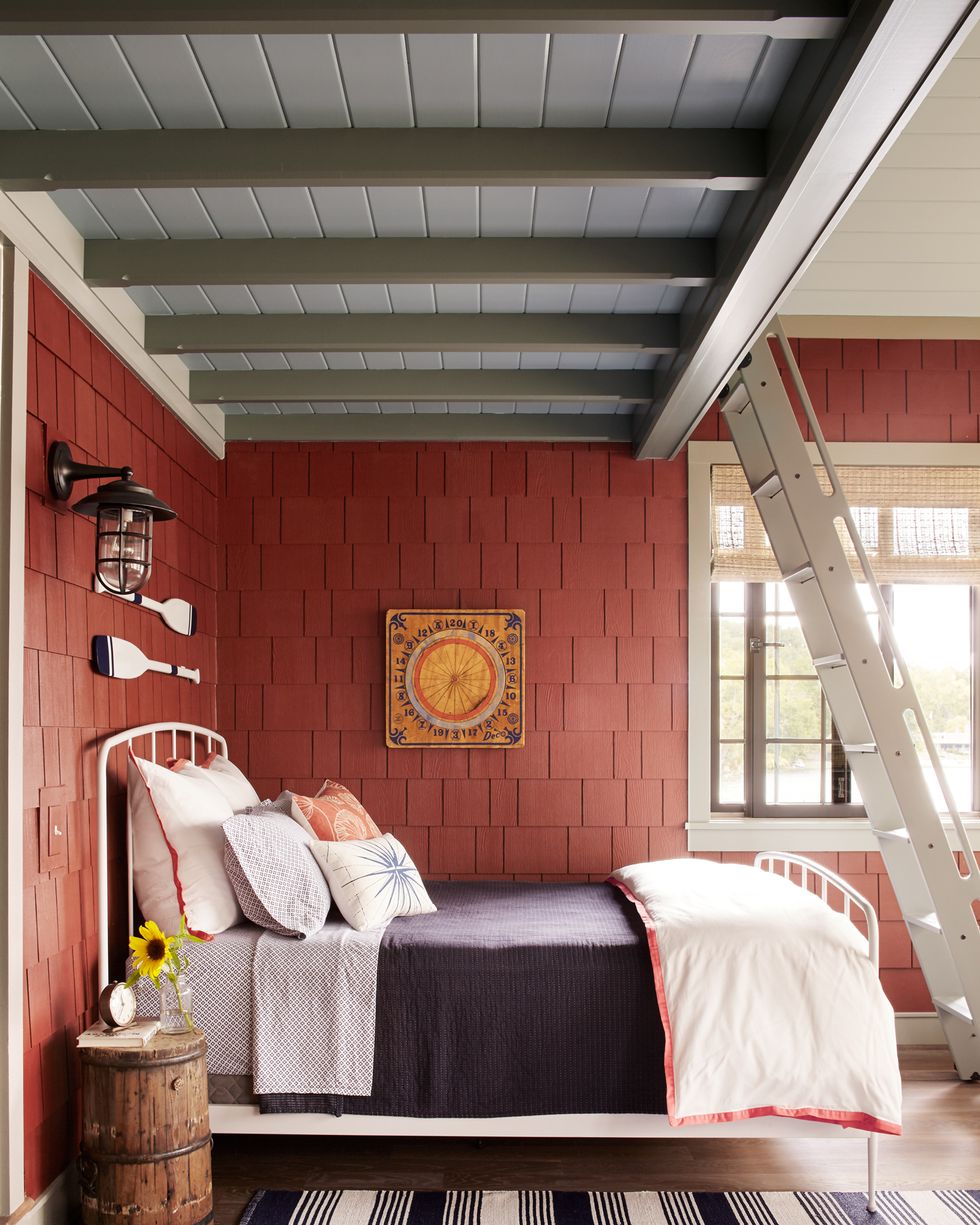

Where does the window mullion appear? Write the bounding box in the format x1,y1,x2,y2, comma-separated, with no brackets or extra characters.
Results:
747,582,765,816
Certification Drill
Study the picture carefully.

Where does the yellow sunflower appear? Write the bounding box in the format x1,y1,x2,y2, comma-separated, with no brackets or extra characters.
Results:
128,920,174,983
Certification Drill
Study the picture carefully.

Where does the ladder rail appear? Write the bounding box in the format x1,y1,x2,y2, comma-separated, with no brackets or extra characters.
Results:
723,333,980,1078
754,322,978,879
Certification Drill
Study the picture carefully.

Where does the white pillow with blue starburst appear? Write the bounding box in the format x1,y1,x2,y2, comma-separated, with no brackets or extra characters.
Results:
309,834,436,932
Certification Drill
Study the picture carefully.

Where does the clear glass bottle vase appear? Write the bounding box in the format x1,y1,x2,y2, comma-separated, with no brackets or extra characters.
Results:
159,971,194,1033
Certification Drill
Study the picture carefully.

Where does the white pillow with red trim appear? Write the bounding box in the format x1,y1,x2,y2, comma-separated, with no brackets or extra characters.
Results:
128,750,243,938
166,751,260,812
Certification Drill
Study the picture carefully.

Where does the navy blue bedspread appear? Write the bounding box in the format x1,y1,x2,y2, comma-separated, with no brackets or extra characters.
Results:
260,880,667,1117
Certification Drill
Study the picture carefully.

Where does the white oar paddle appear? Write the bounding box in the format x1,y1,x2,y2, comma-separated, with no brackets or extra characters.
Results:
93,635,200,684
94,577,197,636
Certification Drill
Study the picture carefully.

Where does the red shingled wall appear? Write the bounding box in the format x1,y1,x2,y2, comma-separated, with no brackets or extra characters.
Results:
22,273,220,1199
23,295,980,1201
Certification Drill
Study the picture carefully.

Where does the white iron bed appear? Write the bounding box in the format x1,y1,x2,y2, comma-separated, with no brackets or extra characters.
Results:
97,721,887,1209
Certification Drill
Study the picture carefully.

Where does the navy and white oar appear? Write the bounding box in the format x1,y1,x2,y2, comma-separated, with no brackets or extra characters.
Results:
92,635,200,684
94,577,197,636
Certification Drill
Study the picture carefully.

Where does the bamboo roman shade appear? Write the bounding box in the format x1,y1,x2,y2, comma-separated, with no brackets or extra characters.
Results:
711,464,980,583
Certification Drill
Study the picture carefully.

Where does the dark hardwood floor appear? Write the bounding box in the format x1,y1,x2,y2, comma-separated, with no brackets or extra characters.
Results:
211,1050,980,1225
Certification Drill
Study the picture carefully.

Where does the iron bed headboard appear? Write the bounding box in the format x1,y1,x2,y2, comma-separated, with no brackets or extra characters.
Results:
95,721,228,986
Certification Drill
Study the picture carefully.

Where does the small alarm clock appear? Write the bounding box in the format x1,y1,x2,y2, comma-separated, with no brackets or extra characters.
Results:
98,981,137,1029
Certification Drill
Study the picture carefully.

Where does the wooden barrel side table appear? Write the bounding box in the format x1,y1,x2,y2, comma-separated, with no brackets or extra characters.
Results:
79,1030,213,1225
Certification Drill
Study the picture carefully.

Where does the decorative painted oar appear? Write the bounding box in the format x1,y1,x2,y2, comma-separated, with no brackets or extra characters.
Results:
94,577,197,636
92,635,200,684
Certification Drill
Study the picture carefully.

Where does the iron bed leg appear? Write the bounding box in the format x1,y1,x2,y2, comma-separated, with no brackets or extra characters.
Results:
866,1134,879,1213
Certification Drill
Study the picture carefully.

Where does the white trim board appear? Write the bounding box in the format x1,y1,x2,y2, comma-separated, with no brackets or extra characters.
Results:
782,315,980,339
687,439,980,852
5,1165,75,1225
0,191,224,459
0,243,27,1218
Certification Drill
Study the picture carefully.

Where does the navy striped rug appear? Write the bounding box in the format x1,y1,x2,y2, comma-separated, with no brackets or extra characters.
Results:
240,1189,980,1225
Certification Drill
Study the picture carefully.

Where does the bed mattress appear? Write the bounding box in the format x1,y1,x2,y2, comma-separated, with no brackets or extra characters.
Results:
202,880,667,1117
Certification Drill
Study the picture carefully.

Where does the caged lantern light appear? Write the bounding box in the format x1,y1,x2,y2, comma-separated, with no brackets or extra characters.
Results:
47,441,177,596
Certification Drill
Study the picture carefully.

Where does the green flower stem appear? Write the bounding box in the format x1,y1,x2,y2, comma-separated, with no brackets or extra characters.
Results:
165,968,193,1033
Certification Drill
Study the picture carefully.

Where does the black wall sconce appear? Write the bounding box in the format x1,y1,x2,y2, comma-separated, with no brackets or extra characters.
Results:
47,441,176,596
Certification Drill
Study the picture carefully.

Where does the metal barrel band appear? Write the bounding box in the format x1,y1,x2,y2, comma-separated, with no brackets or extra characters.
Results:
79,1131,212,1165
79,1048,204,1071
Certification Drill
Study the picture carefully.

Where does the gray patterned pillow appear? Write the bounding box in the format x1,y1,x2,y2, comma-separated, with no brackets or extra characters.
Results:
223,811,331,938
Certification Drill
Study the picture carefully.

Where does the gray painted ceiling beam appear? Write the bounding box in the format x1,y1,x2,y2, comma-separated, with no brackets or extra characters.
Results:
85,238,714,288
224,413,634,443
633,0,980,459
145,313,679,355
0,3,846,37
190,370,655,403
0,129,765,193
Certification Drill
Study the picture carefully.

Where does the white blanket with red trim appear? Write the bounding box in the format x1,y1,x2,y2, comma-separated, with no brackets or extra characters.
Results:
610,859,902,1134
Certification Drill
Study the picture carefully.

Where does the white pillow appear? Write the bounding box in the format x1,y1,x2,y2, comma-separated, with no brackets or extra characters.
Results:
128,751,242,938
168,752,260,812
310,834,436,932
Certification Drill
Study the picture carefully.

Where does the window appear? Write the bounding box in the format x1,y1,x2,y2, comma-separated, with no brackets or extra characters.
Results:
687,442,980,851
712,579,975,818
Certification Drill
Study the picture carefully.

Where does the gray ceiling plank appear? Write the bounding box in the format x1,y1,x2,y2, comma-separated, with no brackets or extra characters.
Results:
51,189,117,238
116,35,224,128
585,185,652,236
84,188,167,238
188,34,286,126
607,33,695,126
0,127,766,192
333,34,414,126
423,186,479,237
260,35,351,127
407,34,477,126
480,186,535,236
366,186,427,236
144,311,678,353
0,36,96,128
141,187,220,238
43,35,160,128
671,33,768,128
543,33,623,127
479,284,527,313
224,412,634,442
252,186,324,237
83,236,716,285
309,186,375,236
531,186,592,237
478,34,548,126
195,187,271,237
1,5,848,38
387,284,437,312
191,368,655,402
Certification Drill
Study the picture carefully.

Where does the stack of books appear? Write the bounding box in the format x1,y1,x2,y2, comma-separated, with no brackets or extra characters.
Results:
77,1019,162,1049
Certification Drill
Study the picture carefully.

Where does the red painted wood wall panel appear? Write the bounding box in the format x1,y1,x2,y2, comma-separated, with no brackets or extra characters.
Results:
22,295,980,1202
22,273,220,1200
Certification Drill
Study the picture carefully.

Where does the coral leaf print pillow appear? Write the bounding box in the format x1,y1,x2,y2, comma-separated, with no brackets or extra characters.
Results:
310,834,436,932
291,782,382,842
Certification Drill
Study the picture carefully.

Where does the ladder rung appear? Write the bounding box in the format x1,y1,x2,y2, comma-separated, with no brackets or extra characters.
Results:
907,912,942,934
783,564,815,584
751,473,783,500
876,828,911,843
813,653,846,669
934,996,974,1025
844,743,878,754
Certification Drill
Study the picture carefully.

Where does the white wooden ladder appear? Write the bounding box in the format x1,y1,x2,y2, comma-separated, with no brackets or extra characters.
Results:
720,323,980,1081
